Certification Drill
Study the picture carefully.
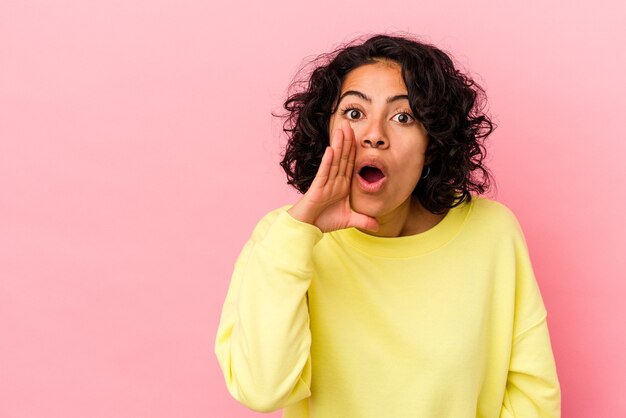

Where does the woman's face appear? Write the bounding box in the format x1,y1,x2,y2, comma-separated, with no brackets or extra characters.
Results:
328,59,429,220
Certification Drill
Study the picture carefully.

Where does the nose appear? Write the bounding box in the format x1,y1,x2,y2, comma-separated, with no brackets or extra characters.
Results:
359,119,389,150
362,137,388,149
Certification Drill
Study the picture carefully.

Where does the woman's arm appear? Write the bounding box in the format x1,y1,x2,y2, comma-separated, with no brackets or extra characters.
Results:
499,214,561,417
215,120,376,412
500,316,561,417
215,209,322,412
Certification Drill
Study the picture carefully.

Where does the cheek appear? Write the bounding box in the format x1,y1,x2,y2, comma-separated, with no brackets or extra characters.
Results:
396,149,426,188
398,141,428,164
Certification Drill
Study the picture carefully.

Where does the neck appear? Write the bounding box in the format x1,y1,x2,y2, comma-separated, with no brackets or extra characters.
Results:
361,197,447,238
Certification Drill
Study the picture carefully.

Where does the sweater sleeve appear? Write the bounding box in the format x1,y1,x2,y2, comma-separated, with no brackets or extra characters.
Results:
499,214,561,417
214,208,323,412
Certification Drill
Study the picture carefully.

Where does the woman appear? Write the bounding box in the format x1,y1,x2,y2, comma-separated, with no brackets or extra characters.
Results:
215,34,561,417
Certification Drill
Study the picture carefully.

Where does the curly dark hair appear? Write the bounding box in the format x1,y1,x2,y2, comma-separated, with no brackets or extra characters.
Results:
278,33,496,214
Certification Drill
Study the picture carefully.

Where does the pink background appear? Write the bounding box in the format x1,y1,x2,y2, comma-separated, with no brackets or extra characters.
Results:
1,0,624,417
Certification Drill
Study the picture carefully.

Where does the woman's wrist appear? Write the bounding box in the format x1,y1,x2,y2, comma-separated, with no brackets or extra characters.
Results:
287,199,321,227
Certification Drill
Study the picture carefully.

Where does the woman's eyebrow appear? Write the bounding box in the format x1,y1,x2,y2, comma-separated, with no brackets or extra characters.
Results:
339,90,371,102
386,94,409,103
338,90,409,104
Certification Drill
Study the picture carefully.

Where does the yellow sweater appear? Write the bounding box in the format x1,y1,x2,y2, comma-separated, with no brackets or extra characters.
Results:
215,197,561,417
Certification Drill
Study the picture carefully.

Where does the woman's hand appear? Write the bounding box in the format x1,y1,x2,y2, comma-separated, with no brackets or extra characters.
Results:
287,120,379,233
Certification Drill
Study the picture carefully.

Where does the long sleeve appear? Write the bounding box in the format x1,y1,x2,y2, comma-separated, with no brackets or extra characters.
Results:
500,316,561,417
499,214,561,417
215,208,322,412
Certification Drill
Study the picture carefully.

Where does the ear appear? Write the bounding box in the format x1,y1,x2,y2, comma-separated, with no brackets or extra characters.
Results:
424,153,434,166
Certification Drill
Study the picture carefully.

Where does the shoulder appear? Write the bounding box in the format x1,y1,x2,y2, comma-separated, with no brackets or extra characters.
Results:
468,196,524,235
256,205,293,225
470,196,516,218
249,203,322,244
250,205,293,239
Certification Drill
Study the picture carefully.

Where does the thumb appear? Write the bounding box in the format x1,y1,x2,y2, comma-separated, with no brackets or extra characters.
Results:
347,212,379,232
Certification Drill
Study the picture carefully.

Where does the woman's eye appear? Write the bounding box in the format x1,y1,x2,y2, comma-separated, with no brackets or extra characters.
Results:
393,112,414,124
345,109,362,120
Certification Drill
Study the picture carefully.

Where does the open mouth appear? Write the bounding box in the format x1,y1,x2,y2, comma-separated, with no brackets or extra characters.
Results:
358,166,385,184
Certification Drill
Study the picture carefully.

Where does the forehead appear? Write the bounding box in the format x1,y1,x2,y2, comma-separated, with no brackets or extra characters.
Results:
340,60,407,94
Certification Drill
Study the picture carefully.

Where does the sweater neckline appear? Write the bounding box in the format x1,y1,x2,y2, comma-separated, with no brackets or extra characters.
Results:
335,197,474,258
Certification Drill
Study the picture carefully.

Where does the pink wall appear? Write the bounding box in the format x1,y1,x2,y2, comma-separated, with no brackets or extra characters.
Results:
1,0,624,417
